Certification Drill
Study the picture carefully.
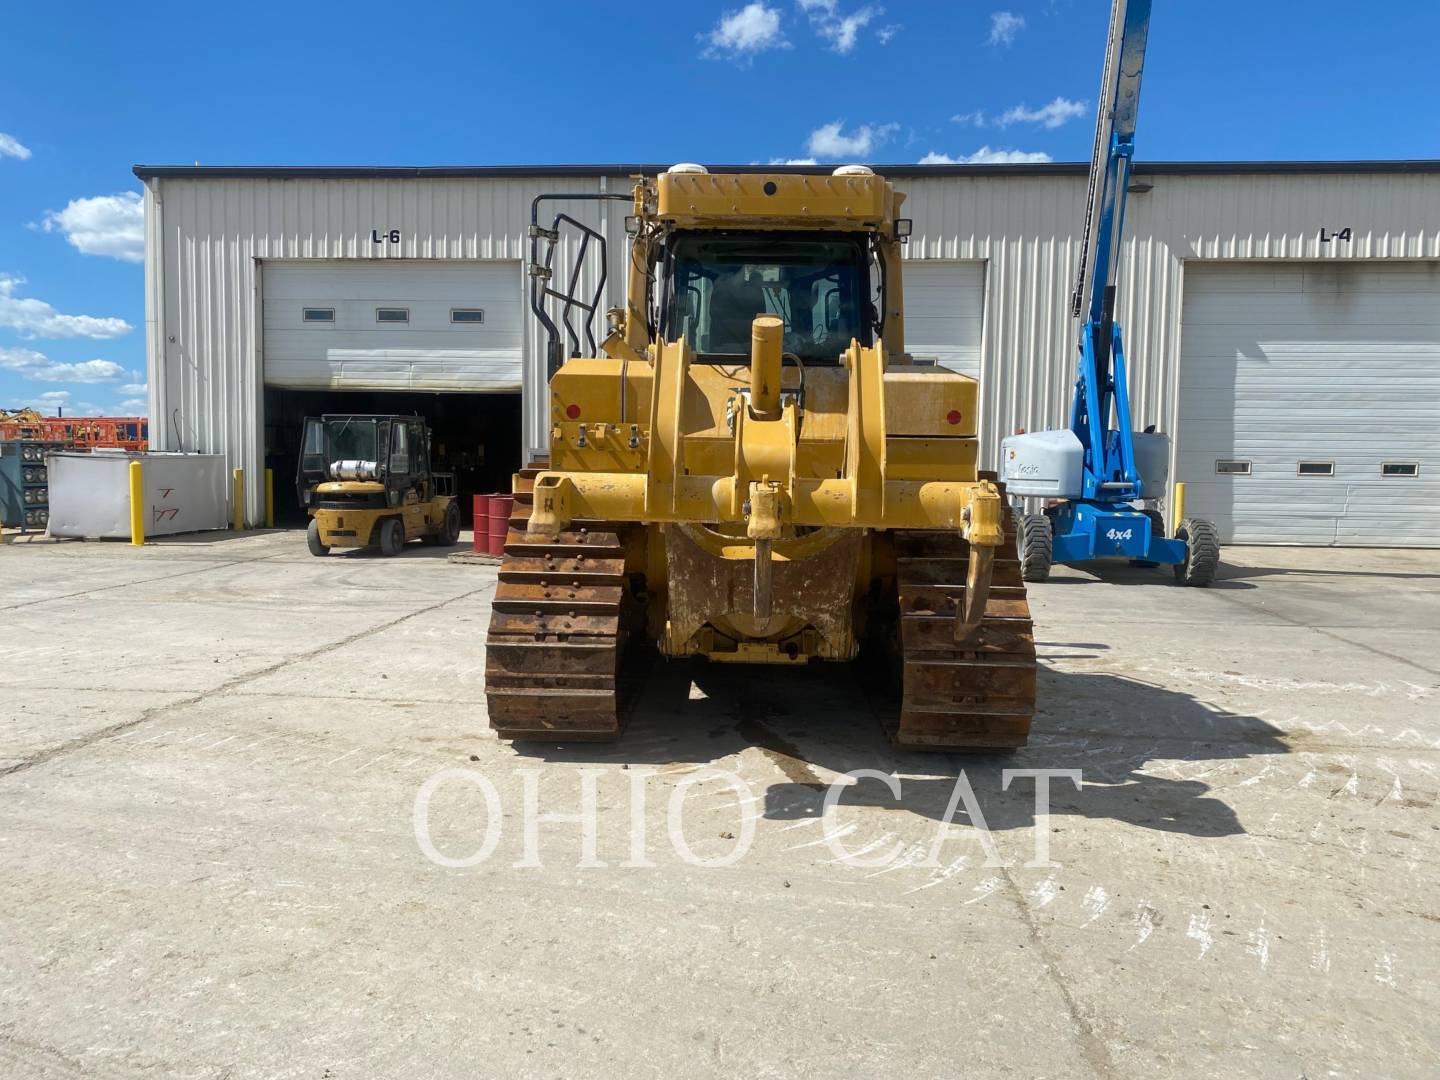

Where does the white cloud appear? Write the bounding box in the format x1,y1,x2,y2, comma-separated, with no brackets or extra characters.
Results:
875,23,900,44
39,191,144,263
801,0,882,54
117,397,148,413
23,390,71,415
0,346,126,383
987,11,1025,46
0,133,31,160
119,381,148,396
999,96,1087,129
73,402,107,418
918,147,1053,165
0,276,132,339
951,110,988,127
805,120,898,159
702,3,789,59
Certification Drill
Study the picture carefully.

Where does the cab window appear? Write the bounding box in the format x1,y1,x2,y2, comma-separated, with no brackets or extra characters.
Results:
662,232,870,363
301,418,326,473
390,422,411,475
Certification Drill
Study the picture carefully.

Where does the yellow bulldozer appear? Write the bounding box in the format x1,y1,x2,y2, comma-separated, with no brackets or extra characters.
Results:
484,165,1035,751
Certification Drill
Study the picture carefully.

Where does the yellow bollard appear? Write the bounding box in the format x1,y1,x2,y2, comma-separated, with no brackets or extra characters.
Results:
1172,481,1186,535
129,459,145,546
232,468,244,531
264,468,274,528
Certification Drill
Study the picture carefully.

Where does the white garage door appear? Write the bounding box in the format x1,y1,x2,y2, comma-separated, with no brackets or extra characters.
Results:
1178,262,1440,546
902,261,985,376
262,261,523,391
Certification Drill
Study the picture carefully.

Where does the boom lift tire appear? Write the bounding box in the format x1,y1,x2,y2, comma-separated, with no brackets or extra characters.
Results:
1019,513,1053,583
378,517,404,558
306,519,329,557
1173,518,1220,586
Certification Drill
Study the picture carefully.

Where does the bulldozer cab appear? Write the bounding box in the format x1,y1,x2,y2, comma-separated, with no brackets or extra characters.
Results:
296,414,452,507
660,231,875,363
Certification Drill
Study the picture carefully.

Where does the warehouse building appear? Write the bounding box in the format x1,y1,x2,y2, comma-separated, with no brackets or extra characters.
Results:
134,161,1440,545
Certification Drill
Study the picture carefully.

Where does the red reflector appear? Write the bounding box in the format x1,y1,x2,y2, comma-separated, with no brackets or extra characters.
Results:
565,404,581,420
946,410,962,425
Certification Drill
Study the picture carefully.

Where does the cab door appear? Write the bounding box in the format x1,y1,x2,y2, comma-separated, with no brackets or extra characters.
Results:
389,421,426,539
296,418,327,508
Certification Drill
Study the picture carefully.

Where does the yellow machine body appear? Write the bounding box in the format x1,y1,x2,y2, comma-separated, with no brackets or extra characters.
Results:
528,171,1003,664
486,169,1035,749
308,481,455,550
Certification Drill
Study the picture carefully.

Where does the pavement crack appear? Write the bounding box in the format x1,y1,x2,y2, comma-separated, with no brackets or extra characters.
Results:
0,551,288,613
0,579,495,780
1208,586,1440,679
998,867,1116,1079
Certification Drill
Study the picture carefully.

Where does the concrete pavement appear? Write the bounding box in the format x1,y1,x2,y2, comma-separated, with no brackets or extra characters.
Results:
0,531,1436,1078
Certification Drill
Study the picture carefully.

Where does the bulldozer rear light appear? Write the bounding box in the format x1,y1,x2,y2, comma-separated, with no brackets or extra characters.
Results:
895,218,913,239
624,215,640,235
946,410,962,425
565,404,581,420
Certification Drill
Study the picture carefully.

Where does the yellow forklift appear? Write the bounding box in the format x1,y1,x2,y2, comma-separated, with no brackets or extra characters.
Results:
297,414,460,556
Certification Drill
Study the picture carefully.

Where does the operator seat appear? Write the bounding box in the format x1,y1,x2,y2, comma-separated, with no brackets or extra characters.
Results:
708,271,771,355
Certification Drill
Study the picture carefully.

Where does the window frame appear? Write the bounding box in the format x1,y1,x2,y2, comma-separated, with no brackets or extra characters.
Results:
1297,461,1335,477
449,308,486,324
302,307,336,323
376,307,411,324
1381,462,1419,478
1214,459,1252,476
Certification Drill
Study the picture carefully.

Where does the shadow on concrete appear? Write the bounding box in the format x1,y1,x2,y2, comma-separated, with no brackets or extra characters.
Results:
1044,558,1440,590
1209,563,1440,583
313,541,475,561
1041,563,1259,590
513,654,1287,839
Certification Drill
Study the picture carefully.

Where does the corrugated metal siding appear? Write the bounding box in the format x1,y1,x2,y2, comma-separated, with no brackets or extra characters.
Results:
145,176,628,521
147,170,1440,524
901,172,1440,474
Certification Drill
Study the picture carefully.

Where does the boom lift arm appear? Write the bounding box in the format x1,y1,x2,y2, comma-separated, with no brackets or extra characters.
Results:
1000,0,1220,586
1070,0,1150,503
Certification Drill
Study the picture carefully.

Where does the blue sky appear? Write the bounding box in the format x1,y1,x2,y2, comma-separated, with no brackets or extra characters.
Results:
3,0,1437,417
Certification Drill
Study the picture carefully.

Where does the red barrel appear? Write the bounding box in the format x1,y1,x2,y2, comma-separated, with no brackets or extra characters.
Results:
485,494,513,556
471,494,489,553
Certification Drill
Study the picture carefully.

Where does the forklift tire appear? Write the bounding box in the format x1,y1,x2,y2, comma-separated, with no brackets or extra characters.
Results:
306,519,329,557
1129,508,1166,567
423,502,462,547
440,501,461,546
1173,518,1220,586
378,517,404,557
1019,513,1053,583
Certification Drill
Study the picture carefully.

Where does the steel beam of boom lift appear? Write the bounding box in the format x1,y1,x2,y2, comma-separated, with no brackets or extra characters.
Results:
1002,0,1220,586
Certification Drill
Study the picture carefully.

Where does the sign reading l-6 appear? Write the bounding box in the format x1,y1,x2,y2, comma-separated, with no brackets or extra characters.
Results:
371,228,401,244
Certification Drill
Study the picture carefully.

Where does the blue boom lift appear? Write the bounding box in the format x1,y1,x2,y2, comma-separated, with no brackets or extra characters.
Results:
1000,0,1219,586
